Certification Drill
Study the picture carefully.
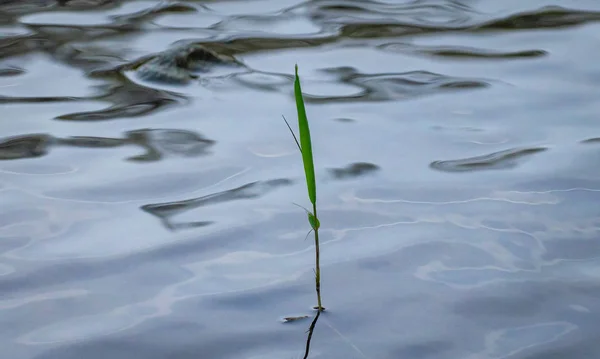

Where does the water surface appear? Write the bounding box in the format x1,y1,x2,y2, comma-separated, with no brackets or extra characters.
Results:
2,0,600,358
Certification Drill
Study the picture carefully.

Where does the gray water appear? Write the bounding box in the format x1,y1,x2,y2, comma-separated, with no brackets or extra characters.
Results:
2,1,600,358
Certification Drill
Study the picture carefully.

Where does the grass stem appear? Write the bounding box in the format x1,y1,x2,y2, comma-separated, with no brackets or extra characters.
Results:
313,203,323,311
283,65,324,312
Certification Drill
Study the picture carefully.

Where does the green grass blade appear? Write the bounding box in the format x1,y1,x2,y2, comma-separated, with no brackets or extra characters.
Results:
307,212,320,230
292,202,320,230
281,115,302,153
294,64,317,205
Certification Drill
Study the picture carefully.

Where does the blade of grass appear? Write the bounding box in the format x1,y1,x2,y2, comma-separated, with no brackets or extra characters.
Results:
294,65,324,313
282,115,302,153
294,64,316,206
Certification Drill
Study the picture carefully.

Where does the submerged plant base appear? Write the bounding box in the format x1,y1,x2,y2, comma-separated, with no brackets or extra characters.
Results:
312,306,326,311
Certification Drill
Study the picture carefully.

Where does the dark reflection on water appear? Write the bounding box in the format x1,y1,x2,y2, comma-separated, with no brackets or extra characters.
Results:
0,129,214,162
0,134,50,160
430,147,548,172
109,2,198,25
124,128,215,162
477,6,600,30
328,162,379,180
0,66,25,76
2,0,600,358
379,42,548,59
581,137,600,144
304,68,490,103
55,84,184,121
142,179,292,230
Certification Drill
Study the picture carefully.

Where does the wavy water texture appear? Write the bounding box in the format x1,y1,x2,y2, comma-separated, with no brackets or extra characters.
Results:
379,42,549,60
0,130,214,162
430,147,548,172
1,1,600,359
328,162,380,180
141,179,293,230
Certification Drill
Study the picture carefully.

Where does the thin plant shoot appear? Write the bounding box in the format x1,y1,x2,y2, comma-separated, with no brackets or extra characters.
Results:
282,64,324,312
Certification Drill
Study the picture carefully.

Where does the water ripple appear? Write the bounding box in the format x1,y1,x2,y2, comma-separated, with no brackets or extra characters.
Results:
303,68,489,103
0,129,214,162
0,134,51,160
141,178,293,230
379,42,548,60
430,147,548,173
476,6,600,31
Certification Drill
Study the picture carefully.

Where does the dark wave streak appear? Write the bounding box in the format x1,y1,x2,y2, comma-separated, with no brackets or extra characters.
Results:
430,147,548,173
141,179,293,230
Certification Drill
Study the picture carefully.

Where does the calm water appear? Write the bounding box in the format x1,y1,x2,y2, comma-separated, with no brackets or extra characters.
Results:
2,0,600,358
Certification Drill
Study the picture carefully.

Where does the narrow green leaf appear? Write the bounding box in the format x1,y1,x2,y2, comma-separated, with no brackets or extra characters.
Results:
292,202,320,231
307,212,320,230
294,64,317,205
281,115,302,153
303,228,314,241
